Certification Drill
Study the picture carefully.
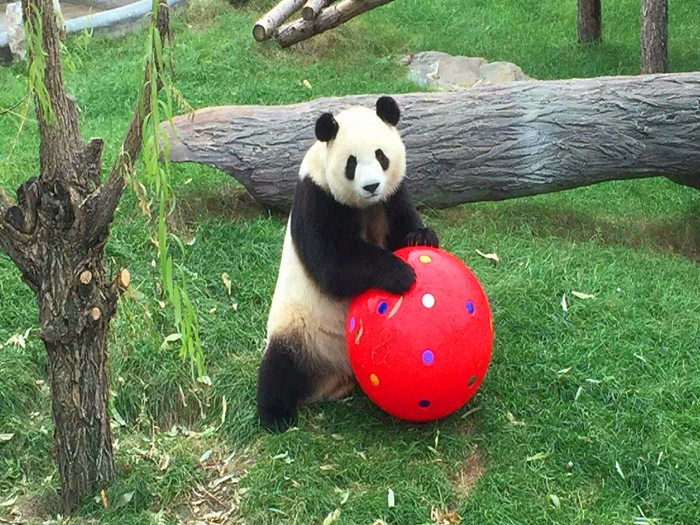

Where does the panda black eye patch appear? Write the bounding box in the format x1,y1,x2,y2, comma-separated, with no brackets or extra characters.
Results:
375,149,390,170
345,155,357,180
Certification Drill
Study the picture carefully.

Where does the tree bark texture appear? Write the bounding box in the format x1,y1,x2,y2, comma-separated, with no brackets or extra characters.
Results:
577,0,602,42
253,0,305,41
641,0,668,74
0,0,169,514
276,0,396,47
301,0,334,20
164,73,700,211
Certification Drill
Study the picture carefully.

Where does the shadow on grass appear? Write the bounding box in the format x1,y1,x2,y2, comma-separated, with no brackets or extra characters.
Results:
445,201,700,262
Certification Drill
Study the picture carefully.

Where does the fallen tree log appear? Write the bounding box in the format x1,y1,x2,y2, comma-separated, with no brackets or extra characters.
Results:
165,72,700,211
276,0,395,47
253,0,305,42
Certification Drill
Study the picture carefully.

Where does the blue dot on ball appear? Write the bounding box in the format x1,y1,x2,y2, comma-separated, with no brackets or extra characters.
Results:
378,301,388,315
419,399,430,408
466,300,475,314
421,349,434,366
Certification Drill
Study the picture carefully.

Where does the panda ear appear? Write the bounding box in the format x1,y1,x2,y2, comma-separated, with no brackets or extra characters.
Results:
376,96,400,126
315,113,339,142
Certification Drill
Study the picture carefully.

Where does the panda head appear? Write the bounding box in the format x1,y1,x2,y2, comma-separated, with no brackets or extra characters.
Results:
314,96,406,208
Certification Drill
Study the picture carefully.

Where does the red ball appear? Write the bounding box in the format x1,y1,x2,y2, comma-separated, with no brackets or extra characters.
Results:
346,246,493,422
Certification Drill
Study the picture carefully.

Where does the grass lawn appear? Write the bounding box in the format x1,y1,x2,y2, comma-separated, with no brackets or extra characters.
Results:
1,0,699,523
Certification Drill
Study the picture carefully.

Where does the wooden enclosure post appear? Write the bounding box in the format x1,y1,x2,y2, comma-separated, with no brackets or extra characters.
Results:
577,0,602,42
641,0,668,73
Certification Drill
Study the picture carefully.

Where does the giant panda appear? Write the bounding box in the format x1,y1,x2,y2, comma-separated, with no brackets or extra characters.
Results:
256,96,439,431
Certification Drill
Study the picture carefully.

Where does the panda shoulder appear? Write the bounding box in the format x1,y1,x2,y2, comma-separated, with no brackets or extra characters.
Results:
300,141,329,190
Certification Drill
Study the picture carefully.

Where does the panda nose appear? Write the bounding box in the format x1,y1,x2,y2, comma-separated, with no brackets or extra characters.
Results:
363,182,380,194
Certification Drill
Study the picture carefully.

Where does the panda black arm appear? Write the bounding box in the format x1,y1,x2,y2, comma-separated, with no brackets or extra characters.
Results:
291,178,415,297
385,183,439,251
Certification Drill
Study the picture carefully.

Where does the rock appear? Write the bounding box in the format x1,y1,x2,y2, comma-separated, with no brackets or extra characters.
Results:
6,2,25,61
480,61,529,83
403,51,532,91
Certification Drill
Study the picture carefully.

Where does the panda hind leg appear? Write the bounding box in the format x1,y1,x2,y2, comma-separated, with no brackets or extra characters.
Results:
256,336,313,432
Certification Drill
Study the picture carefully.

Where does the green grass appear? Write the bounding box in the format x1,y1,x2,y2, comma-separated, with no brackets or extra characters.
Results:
1,0,699,523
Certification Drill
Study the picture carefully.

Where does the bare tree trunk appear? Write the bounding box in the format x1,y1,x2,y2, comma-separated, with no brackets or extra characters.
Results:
0,0,169,514
577,0,602,42
253,0,306,41
276,0,395,47
641,0,668,74
163,73,700,211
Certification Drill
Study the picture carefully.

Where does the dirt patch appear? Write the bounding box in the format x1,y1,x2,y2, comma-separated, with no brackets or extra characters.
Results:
451,446,485,500
174,445,257,525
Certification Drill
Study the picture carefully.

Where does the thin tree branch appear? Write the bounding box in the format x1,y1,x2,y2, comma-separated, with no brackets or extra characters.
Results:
85,0,170,240
21,0,83,183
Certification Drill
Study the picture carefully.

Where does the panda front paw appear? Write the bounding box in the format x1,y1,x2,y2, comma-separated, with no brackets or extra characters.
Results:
376,258,416,295
405,227,439,248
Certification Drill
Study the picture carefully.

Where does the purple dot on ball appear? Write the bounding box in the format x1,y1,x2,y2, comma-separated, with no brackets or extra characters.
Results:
378,301,388,315
349,317,356,331
419,399,430,408
421,349,434,365
466,300,475,314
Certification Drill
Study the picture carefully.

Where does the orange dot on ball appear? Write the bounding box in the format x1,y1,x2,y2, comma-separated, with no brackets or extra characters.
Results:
370,373,380,386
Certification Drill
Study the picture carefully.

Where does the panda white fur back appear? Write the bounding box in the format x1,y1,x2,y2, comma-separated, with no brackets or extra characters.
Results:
257,97,440,431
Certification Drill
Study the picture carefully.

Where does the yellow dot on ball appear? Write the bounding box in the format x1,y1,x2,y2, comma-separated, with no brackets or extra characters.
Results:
370,373,379,386
419,255,432,264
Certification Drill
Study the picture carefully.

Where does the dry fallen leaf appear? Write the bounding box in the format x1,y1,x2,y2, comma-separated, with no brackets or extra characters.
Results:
506,411,524,427
221,395,227,425
561,293,568,312
572,291,595,300
222,273,232,295
322,508,340,524
549,494,561,510
100,489,109,509
387,489,395,508
557,367,572,375
0,433,14,442
0,495,18,507
476,249,500,263
574,386,583,401
302,79,312,90
431,507,461,524
615,461,625,479
526,451,550,462
197,375,212,386
199,449,213,464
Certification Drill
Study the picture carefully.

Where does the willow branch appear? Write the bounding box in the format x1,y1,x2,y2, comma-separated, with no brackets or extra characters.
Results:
86,0,170,240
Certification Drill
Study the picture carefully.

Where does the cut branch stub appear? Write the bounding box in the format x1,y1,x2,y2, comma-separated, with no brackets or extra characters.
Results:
253,0,306,41
116,268,131,290
163,72,700,211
